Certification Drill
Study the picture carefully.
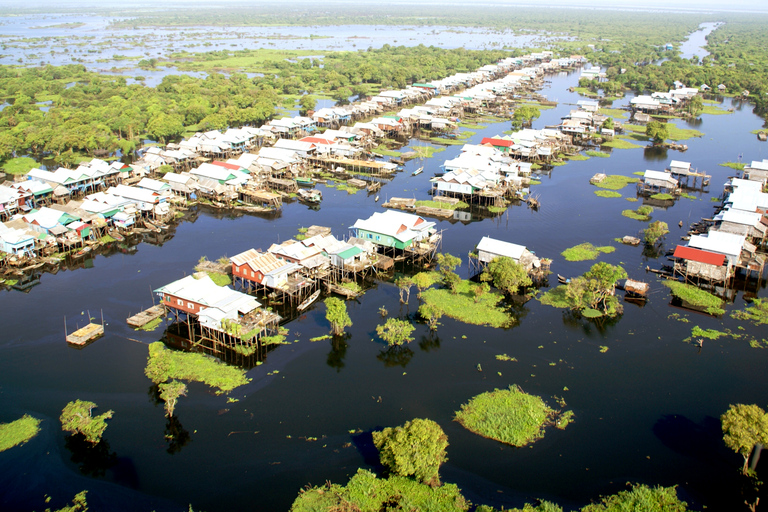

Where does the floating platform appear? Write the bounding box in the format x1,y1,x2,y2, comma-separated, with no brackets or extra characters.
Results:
126,304,166,328
66,323,104,346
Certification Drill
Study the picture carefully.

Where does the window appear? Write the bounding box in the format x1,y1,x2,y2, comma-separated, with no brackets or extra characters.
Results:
188,302,194,309
177,299,183,305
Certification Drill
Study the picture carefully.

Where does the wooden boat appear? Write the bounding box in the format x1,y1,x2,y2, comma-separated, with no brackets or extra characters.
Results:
367,181,381,193
557,274,570,284
72,246,91,259
296,177,314,187
297,289,321,312
297,188,322,204
374,195,380,202
108,228,125,242
412,166,423,176
758,131,767,142
66,322,104,346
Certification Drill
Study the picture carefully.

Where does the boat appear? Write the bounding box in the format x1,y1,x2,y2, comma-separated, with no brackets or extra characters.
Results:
296,176,315,187
412,166,423,176
621,278,650,298
297,188,322,204
374,195,380,202
297,290,321,311
108,228,125,242
72,246,92,259
557,274,571,284
66,322,104,346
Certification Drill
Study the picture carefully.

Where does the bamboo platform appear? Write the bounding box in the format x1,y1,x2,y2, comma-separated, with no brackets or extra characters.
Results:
127,304,166,328
66,323,104,346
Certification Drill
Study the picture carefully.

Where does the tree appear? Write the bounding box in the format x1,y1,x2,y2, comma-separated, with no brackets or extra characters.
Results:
325,297,352,336
480,256,532,296
159,380,188,418
60,400,113,444
473,282,490,303
376,318,416,346
565,262,627,318
580,484,689,512
512,105,541,129
418,303,443,331
685,94,704,117
436,253,462,294
646,121,669,145
412,272,436,297
298,94,316,115
395,276,414,303
643,220,669,246
372,418,448,486
721,403,768,475
602,117,615,130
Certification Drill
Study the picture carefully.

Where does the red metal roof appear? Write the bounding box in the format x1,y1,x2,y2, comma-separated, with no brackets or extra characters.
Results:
673,245,726,266
211,161,242,171
300,137,334,144
481,137,512,148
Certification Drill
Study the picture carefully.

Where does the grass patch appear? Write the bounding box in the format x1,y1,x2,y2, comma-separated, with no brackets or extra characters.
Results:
680,193,696,200
421,280,512,328
585,150,610,158
414,200,469,210
99,234,116,244
1,157,37,175
538,285,571,308
622,205,653,221
0,415,41,452
529,178,542,184
663,281,725,315
595,190,622,198
458,122,486,129
454,385,570,447
602,137,643,149
667,123,704,141
495,354,518,362
633,171,646,176
371,144,401,158
136,317,162,332
731,298,768,325
487,206,507,213
339,281,362,294
561,243,615,262
564,153,589,161
650,193,675,200
145,341,250,393
202,271,231,287
701,104,731,115
594,174,638,190
626,197,639,202
598,107,629,118
719,161,746,171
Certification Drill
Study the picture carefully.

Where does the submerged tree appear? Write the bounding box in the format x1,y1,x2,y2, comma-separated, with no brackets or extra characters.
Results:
565,262,627,318
60,400,113,444
372,418,448,486
159,380,188,418
395,275,414,304
721,403,768,475
376,318,416,346
436,253,462,294
646,121,669,145
480,256,532,296
325,297,352,336
643,220,669,246
418,303,443,331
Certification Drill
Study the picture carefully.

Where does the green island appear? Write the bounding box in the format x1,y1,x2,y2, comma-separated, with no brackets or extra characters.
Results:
561,243,615,262
0,414,41,452
664,281,725,315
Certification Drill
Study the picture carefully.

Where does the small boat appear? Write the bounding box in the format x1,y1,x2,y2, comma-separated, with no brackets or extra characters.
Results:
108,229,125,242
297,188,322,204
375,195,380,202
297,290,321,311
296,177,314,187
412,166,424,176
72,246,91,259
557,274,571,284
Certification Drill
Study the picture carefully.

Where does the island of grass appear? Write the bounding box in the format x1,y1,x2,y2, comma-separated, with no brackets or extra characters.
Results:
414,199,469,210
622,205,653,221
650,193,675,200
420,279,512,328
592,174,638,190
731,298,768,325
601,138,643,149
454,385,572,447
585,150,610,158
0,414,41,452
561,242,615,262
594,190,622,198
145,341,250,393
664,281,725,315
1,157,38,176
720,161,746,171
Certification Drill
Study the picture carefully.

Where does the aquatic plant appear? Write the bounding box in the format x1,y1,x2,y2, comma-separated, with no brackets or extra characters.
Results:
643,220,669,245
585,150,610,158
60,400,113,444
0,414,41,452
731,298,768,325
663,281,725,315
594,190,622,198
421,280,511,328
325,297,352,336
580,484,690,511
622,205,653,221
373,418,448,485
561,243,615,262
376,318,416,346
455,385,571,447
650,193,674,200
593,175,638,190
145,341,250,393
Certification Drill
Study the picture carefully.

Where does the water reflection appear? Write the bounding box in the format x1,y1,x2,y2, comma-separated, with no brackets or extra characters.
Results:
418,332,441,352
643,146,668,162
164,416,192,455
64,434,118,478
377,346,415,368
326,333,350,372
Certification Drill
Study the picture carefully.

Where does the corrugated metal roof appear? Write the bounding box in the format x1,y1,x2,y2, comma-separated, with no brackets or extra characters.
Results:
688,231,745,258
476,236,526,260
673,245,726,266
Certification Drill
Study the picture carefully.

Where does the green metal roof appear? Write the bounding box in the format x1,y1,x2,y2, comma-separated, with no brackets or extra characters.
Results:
336,246,363,260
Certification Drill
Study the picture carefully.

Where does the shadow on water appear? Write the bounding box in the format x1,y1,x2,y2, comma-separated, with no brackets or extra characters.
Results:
164,416,192,455
326,333,351,372
377,345,415,368
64,434,118,478
643,145,668,162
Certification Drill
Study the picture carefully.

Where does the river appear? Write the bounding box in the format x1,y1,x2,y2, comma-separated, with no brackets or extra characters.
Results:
2,29,768,512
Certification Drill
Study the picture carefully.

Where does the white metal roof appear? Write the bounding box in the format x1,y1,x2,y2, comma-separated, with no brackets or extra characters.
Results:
688,231,745,259
476,236,526,260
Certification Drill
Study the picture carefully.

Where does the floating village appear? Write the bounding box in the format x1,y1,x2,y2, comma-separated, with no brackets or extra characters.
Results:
1,50,766,360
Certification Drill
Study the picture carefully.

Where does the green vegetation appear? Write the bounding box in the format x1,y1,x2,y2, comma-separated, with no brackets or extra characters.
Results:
1,156,37,175
495,354,517,362
60,400,113,444
731,298,768,325
455,385,571,447
325,297,352,335
145,341,250,393
480,256,532,295
136,317,162,332
594,190,622,198
598,108,629,119
339,280,362,294
646,121,669,144
421,280,512,328
540,263,627,318
602,138,643,149
721,403,768,475
666,123,703,141
512,105,541,129
561,243,615,262
159,380,187,417
414,199,469,210
0,414,41,452
585,150,610,158
593,174,638,190
690,325,727,341
371,144,401,157
580,484,690,512
373,418,448,485
622,205,653,221
720,161,746,171
564,153,589,161
290,468,468,512
650,193,674,200
376,318,416,346
701,104,731,115
663,281,725,315
643,220,669,245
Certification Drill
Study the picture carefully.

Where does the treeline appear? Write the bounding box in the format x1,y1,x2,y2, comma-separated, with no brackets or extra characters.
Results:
0,45,506,164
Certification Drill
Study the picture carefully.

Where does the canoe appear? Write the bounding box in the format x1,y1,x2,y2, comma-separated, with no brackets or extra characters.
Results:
297,290,321,311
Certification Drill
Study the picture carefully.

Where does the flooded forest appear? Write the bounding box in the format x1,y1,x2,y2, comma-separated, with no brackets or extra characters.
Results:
1,2,768,512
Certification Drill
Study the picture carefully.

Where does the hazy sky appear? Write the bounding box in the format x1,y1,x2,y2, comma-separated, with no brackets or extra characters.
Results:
0,0,766,13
